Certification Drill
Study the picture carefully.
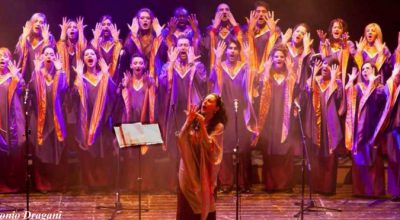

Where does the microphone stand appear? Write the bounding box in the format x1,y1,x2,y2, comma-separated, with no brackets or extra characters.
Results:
24,86,33,216
233,99,240,220
294,64,341,218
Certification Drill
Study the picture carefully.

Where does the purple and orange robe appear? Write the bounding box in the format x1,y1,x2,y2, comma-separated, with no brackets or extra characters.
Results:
345,82,387,196
319,40,356,85
29,68,68,191
91,37,123,79
209,62,256,188
74,72,118,188
159,61,207,191
257,68,299,191
119,75,159,192
0,73,25,193
15,35,56,82
354,46,391,82
303,78,345,194
372,73,400,198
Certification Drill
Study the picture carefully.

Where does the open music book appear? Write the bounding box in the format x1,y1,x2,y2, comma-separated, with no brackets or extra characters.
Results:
114,123,163,148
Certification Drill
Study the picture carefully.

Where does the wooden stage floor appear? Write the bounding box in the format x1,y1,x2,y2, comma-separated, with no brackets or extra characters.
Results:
0,185,399,220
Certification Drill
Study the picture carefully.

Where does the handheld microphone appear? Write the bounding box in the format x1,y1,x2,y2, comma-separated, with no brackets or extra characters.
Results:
294,100,301,112
193,112,204,131
233,99,239,113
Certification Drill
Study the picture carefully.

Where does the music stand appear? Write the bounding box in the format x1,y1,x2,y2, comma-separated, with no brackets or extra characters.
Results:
113,123,163,220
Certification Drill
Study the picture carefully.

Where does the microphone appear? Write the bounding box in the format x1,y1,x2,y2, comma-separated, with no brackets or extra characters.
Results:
233,99,239,113
24,87,30,105
294,100,301,112
193,112,204,131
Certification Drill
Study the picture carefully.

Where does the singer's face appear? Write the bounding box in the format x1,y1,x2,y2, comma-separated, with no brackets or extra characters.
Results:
0,50,11,71
361,63,374,81
201,94,219,115
365,25,378,44
67,21,78,40
331,22,343,40
32,15,45,35
84,49,98,68
292,25,307,44
321,61,330,78
226,42,240,63
177,38,190,60
255,6,267,25
138,11,151,30
43,47,56,64
130,57,145,74
101,18,112,37
272,50,285,69
216,3,230,22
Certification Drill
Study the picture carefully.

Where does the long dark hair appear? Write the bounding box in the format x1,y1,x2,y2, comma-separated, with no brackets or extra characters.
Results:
198,93,228,134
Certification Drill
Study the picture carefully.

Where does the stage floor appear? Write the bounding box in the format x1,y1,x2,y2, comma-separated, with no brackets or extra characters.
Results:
0,185,399,220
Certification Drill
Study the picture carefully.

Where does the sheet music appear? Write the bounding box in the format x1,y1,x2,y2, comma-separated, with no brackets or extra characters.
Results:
114,123,163,148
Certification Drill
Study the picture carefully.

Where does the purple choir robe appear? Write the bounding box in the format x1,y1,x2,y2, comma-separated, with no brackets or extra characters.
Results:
29,69,68,191
346,83,387,196
210,63,255,188
74,73,118,189
0,74,25,193
304,79,345,194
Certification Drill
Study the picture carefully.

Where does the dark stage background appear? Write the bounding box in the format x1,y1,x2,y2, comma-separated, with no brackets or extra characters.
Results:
0,0,399,55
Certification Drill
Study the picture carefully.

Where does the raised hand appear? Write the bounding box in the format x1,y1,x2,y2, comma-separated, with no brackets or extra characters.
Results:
316,29,327,42
214,41,227,61
285,56,294,71
167,17,178,33
392,63,400,77
341,32,350,47
92,23,102,40
53,54,63,71
185,104,199,124
72,59,84,77
33,53,44,72
247,10,259,32
152,17,165,36
59,17,69,40
128,17,139,37
188,46,201,64
262,57,273,81
22,21,32,39
374,39,385,53
330,63,339,81
212,12,223,29
7,60,21,78
347,68,359,84
121,71,131,87
76,16,87,32
42,24,50,42
355,36,367,52
265,11,279,33
110,23,120,41
302,32,314,56
313,59,323,77
168,47,179,63
188,14,199,31
281,28,292,45
98,58,109,74
227,11,238,26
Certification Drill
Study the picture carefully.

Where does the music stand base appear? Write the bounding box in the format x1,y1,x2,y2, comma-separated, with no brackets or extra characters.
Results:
293,200,342,217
